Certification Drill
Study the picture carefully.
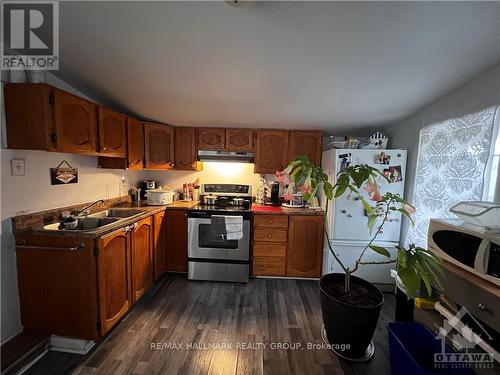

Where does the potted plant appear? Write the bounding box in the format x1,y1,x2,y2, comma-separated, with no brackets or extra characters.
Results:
276,156,443,361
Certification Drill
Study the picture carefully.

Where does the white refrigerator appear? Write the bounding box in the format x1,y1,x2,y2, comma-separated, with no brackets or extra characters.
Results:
320,148,407,289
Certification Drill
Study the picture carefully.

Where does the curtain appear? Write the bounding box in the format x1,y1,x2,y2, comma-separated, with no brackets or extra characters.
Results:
406,106,499,248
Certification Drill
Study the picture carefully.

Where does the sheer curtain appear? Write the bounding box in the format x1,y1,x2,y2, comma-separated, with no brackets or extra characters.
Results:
406,105,499,247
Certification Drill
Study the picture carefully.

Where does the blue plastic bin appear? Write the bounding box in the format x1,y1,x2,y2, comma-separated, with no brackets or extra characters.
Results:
387,322,473,375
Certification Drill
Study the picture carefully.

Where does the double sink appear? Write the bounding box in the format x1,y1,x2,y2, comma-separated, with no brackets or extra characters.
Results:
43,208,145,232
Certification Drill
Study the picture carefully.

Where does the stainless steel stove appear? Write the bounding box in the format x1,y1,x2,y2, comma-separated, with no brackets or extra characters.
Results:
187,184,252,283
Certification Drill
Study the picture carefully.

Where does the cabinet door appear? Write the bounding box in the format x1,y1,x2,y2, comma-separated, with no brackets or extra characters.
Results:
97,228,132,335
52,88,98,154
174,127,199,170
286,215,324,278
197,128,225,150
226,128,253,151
144,123,174,169
127,117,144,170
153,212,167,281
165,210,188,272
98,106,127,157
254,130,289,174
288,131,322,166
131,217,153,302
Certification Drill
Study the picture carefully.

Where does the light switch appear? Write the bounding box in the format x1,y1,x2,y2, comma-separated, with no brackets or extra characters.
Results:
11,159,25,176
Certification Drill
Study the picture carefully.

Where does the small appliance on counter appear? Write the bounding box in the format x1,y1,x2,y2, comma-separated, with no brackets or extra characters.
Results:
270,182,281,206
139,180,157,201
282,193,304,208
144,187,175,206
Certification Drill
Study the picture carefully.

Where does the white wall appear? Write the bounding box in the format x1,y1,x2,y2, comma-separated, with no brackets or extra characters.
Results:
386,63,500,242
0,73,264,343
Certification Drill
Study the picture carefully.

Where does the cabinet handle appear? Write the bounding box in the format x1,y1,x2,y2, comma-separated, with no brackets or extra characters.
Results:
123,226,130,232
267,234,272,238
102,147,107,151
16,242,85,251
268,220,273,223
478,303,488,311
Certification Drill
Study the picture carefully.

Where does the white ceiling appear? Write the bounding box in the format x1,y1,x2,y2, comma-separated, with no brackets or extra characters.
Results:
55,1,500,132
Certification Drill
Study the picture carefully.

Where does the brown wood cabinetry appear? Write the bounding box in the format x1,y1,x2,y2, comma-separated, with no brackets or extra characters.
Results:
98,106,127,157
174,127,202,171
252,214,324,278
153,212,167,280
286,215,324,278
288,130,322,166
5,83,99,155
16,236,99,339
252,214,289,277
165,209,188,272
130,217,153,303
126,117,144,170
197,128,253,152
97,227,133,335
197,128,225,150
254,130,289,174
226,128,253,151
144,123,174,169
98,117,144,170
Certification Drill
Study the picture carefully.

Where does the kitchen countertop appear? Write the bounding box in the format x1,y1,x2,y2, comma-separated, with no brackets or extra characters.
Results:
13,199,322,239
251,205,324,215
13,199,200,239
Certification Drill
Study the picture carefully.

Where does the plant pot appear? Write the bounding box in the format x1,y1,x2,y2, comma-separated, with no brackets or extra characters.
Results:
320,273,384,361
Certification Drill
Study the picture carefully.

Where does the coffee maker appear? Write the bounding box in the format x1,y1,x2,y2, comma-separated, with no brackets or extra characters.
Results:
139,180,157,201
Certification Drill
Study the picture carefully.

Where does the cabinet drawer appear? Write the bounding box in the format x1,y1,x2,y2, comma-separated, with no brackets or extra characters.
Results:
253,229,287,243
254,215,288,229
253,256,285,276
253,243,286,258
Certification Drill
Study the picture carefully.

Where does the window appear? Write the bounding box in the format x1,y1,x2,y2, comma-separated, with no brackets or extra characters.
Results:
406,106,499,247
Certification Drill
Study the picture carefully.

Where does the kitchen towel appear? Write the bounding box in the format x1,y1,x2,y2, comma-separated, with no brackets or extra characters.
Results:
225,215,243,240
211,215,227,238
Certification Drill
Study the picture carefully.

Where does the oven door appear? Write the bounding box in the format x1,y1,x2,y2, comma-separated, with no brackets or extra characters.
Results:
188,217,250,261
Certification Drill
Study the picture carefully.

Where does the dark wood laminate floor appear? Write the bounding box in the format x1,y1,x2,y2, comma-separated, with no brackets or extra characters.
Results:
26,275,395,375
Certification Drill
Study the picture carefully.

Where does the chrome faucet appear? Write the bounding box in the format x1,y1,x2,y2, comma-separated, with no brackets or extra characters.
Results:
76,199,104,217
127,186,141,205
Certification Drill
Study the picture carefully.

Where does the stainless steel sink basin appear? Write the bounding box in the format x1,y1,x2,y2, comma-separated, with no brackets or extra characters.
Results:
42,208,144,232
85,209,144,219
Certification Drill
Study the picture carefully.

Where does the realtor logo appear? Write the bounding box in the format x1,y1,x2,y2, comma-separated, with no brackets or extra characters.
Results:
434,306,496,369
1,1,59,70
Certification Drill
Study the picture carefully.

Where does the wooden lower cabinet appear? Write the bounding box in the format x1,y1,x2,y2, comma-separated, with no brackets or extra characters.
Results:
286,215,324,278
97,227,133,335
15,213,167,340
252,214,324,278
165,209,188,272
130,217,153,303
153,211,167,280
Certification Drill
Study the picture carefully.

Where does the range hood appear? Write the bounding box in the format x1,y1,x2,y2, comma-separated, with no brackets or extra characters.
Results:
197,150,254,163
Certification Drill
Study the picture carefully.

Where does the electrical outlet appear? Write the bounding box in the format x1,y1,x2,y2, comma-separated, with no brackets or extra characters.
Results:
16,209,29,216
11,159,25,176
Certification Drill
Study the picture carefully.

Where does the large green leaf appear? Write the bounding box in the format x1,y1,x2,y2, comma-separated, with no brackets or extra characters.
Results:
369,245,391,258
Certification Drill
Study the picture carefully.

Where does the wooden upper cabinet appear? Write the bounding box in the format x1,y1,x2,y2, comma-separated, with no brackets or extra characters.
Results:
254,130,289,174
5,83,99,155
197,128,225,150
165,209,188,272
226,128,253,151
144,122,174,169
288,130,323,166
53,89,98,154
98,106,127,157
286,215,324,278
127,118,144,170
130,217,153,303
97,228,132,335
174,127,201,171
